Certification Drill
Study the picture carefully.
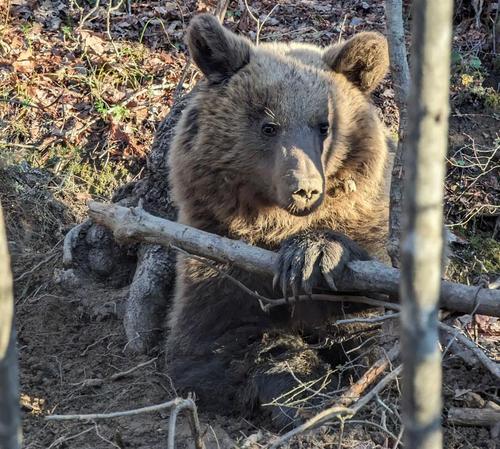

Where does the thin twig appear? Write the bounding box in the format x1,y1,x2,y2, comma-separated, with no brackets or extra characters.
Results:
47,427,94,449
47,398,186,421
79,0,101,28
173,244,400,315
261,294,401,313
174,0,230,100
392,425,404,449
439,322,500,379
171,245,274,306
94,423,121,449
333,312,400,327
106,0,124,55
243,0,278,44
167,404,182,449
71,357,158,387
215,0,231,21
344,419,400,442
14,252,58,282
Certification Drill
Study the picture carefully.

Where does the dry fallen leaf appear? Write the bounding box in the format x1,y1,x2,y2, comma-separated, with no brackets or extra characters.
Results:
79,30,108,56
12,49,35,73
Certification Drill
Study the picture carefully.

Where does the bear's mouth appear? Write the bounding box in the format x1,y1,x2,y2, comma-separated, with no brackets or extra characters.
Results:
284,195,323,217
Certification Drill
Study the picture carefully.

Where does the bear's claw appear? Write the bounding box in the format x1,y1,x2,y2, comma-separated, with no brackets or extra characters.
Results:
273,230,371,298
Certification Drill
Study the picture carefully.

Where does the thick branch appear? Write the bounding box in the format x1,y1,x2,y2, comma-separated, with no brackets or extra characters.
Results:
440,322,500,379
87,201,500,318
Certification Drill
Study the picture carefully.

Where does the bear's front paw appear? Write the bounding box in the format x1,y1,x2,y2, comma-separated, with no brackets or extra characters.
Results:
273,230,370,298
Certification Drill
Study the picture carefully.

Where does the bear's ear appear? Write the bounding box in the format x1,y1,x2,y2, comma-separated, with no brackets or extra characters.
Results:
186,14,253,84
323,32,389,93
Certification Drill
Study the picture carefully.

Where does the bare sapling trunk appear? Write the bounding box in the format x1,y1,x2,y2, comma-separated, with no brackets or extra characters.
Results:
400,1,453,448
0,203,21,449
385,0,411,267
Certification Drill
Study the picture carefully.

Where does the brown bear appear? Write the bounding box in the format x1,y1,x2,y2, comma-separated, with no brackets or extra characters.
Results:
166,14,391,426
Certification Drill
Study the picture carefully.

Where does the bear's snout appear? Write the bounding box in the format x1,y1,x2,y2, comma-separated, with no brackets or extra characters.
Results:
275,134,325,216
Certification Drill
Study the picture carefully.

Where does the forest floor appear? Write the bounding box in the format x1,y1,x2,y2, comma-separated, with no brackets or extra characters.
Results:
0,0,499,448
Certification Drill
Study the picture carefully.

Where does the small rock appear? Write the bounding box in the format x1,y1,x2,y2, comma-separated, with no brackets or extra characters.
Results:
486,401,500,411
53,268,82,290
463,392,486,408
259,16,279,26
74,65,87,76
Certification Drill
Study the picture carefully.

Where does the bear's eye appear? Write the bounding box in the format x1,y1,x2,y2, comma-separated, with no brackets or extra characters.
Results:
261,123,279,137
319,123,329,136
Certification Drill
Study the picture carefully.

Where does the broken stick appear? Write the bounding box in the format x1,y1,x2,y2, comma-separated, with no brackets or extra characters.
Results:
46,396,205,449
447,407,500,427
87,201,500,318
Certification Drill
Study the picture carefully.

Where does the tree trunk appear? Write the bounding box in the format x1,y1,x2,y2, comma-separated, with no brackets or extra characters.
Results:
59,2,230,354
400,1,453,448
58,90,194,353
0,203,21,449
385,0,411,268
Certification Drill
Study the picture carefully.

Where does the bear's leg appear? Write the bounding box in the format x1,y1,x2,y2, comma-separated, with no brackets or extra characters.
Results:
166,321,266,414
243,331,332,430
166,260,274,414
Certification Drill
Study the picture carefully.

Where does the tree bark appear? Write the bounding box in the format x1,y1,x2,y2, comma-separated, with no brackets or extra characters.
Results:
87,201,500,318
58,1,229,354
385,0,411,267
0,203,21,449
400,1,453,448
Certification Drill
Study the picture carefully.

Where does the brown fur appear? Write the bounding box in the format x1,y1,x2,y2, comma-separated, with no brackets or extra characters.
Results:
166,14,391,426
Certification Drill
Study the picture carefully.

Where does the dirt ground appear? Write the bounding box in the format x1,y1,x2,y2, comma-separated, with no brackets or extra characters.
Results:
1,0,499,448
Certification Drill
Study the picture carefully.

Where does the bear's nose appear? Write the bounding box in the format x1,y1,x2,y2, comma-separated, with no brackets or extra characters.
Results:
293,187,320,201
291,178,322,203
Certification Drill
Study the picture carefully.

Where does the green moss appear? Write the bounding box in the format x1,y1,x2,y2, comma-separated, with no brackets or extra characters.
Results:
450,57,500,111
482,87,500,110
446,232,500,284
15,144,132,198
71,160,130,196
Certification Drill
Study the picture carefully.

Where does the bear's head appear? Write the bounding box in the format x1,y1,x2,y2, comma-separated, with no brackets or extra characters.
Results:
173,14,389,222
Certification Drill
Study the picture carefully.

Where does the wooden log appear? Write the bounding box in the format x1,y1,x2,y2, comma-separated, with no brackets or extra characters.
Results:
447,408,500,427
87,201,500,318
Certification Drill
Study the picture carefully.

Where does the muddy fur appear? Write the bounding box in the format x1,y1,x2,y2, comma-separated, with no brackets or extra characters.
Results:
166,14,391,427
